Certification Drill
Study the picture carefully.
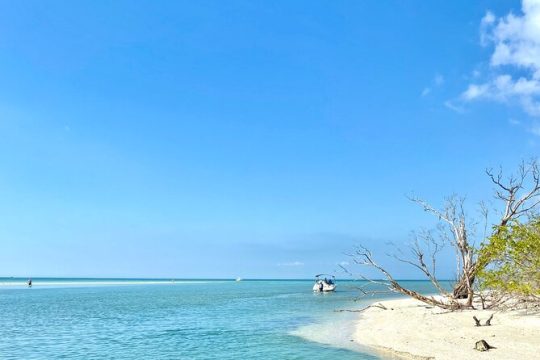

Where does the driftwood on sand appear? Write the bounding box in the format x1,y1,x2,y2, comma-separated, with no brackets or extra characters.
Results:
473,313,494,326
335,302,388,313
474,339,495,352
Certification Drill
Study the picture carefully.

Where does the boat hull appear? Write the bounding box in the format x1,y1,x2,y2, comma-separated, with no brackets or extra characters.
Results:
312,282,336,292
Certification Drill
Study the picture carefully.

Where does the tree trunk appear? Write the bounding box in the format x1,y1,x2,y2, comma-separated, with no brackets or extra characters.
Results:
453,265,477,299
453,275,474,298
391,280,461,310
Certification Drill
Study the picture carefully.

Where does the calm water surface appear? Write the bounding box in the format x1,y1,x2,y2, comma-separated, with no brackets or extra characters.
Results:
0,279,437,359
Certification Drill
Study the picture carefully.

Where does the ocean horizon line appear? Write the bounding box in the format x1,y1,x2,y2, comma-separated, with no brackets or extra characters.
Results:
0,276,455,282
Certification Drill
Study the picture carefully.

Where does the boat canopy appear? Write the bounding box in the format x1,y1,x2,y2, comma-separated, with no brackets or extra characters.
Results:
315,274,335,279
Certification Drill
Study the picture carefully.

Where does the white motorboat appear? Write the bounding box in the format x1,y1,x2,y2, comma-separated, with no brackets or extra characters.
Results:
312,274,336,292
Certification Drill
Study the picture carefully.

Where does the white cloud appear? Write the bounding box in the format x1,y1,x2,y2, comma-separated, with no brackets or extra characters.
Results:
480,11,496,46
277,261,304,267
462,0,540,117
421,74,444,97
444,100,465,113
338,261,349,266
463,75,540,100
462,83,490,100
523,96,540,116
482,11,496,25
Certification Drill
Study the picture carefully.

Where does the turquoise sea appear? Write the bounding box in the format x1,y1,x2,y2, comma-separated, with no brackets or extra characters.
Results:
0,278,437,359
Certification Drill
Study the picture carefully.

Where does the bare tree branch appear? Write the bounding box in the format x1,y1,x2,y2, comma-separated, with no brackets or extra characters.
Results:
351,246,461,310
346,159,540,311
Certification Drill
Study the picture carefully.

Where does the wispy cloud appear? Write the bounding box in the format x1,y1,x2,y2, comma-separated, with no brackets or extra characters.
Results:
421,74,444,97
277,261,304,267
461,1,540,117
444,100,465,114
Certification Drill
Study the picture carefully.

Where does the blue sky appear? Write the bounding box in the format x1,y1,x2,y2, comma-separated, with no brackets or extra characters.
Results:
0,0,538,278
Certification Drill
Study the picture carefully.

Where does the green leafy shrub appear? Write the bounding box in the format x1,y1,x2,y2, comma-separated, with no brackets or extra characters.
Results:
478,218,540,296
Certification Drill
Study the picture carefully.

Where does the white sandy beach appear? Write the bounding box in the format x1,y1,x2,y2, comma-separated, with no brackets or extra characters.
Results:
354,298,540,360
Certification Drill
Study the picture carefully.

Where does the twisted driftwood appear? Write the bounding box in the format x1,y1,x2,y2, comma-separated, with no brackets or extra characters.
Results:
473,314,494,327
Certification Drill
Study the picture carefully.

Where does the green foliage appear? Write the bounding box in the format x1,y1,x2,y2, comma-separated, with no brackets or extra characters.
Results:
478,218,540,296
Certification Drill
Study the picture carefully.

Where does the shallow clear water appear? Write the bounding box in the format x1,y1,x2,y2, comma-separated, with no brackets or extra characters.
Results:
0,279,438,359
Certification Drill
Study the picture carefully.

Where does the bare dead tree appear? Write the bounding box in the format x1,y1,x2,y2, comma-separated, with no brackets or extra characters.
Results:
407,195,476,306
453,159,540,299
391,229,451,298
350,245,462,310
347,159,540,310
489,160,540,226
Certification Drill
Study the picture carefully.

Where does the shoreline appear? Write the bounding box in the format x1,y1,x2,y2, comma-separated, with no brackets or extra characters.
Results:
353,297,540,360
